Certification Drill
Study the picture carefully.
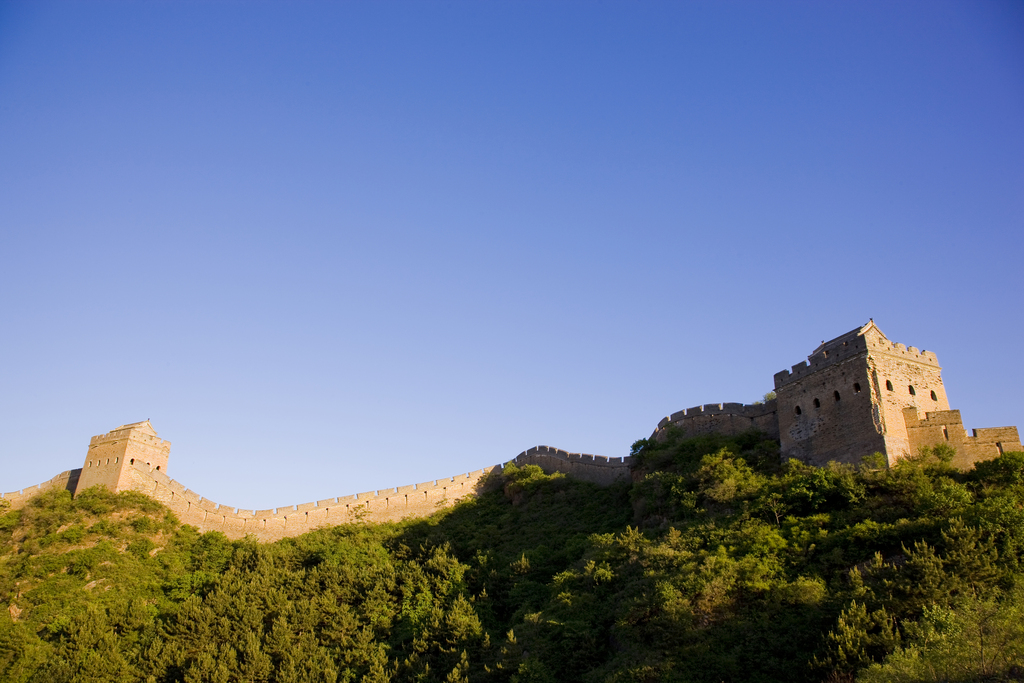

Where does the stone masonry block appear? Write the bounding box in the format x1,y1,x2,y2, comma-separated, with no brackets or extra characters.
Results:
305,508,328,524
283,514,308,528
973,426,1020,441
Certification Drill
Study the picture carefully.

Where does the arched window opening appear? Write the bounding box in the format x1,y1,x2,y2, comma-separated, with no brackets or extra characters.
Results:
813,398,820,408
794,405,802,416
130,458,134,465
114,457,118,463
909,385,916,396
853,382,862,393
88,461,92,467
886,380,894,391
156,466,161,471
931,390,938,401
834,391,841,402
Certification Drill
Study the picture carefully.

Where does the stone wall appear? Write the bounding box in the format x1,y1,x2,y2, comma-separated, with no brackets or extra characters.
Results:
775,352,883,467
512,446,632,485
115,459,501,541
864,332,949,463
3,447,630,542
2,469,80,510
904,407,1023,470
650,401,780,442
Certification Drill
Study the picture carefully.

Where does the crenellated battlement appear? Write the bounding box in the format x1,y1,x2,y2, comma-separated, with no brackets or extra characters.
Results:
518,445,631,467
651,400,780,442
88,421,170,449
656,401,779,429
774,337,867,389
773,322,940,391
869,341,940,365
902,407,1022,470
2,469,80,508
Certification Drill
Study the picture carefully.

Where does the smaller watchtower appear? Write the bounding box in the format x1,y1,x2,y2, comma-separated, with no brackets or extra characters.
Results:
74,421,171,495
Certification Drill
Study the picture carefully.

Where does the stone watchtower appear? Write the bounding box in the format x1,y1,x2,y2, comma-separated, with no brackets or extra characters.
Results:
773,322,1021,468
74,420,171,495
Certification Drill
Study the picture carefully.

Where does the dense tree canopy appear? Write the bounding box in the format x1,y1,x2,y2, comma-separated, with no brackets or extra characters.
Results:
1,432,1022,682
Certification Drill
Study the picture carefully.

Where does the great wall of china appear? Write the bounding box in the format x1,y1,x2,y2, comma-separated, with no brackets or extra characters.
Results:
1,442,632,542
4,322,1020,542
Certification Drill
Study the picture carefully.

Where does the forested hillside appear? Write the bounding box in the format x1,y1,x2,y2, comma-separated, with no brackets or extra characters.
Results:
1,432,1023,682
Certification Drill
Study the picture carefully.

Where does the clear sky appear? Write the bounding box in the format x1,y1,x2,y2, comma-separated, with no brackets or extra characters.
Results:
1,0,1022,510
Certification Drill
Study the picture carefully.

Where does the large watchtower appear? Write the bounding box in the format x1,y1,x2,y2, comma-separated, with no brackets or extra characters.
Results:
74,420,171,495
773,322,1019,467
773,322,950,466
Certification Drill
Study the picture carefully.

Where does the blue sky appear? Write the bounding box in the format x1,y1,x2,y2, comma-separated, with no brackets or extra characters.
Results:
2,1,1022,509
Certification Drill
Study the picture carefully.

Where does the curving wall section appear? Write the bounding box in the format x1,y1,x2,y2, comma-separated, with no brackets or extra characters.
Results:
2,447,631,542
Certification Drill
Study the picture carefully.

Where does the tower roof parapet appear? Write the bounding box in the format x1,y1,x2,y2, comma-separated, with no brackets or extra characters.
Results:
88,419,166,446
774,321,939,390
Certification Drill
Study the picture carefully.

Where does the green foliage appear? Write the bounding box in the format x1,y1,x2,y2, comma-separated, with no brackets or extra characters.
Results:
858,586,1024,682
1,443,1022,682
